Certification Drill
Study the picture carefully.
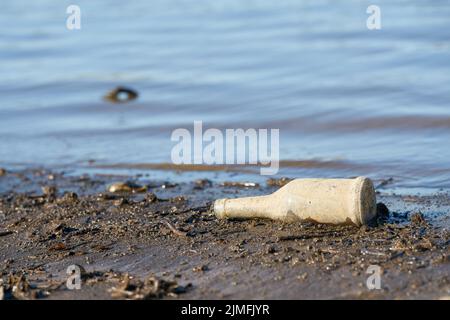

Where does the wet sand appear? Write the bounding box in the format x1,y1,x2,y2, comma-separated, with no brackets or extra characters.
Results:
0,168,449,300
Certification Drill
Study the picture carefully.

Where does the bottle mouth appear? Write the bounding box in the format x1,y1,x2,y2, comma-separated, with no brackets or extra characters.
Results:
353,177,377,225
214,198,227,219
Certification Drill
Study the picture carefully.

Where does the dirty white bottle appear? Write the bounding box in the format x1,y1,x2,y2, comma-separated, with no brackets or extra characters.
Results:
214,177,377,226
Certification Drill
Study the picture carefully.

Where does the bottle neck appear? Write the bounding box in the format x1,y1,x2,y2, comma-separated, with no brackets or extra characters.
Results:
215,194,277,220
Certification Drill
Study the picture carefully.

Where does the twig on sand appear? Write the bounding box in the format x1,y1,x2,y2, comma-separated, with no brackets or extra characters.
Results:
0,231,13,237
161,219,187,237
277,231,345,242
176,204,211,215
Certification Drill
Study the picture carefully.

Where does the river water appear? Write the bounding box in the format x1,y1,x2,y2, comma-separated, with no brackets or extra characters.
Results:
1,0,450,192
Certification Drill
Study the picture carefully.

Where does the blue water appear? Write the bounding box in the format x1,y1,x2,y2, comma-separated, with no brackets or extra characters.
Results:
1,0,450,190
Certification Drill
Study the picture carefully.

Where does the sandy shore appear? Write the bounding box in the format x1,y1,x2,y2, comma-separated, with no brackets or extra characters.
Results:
0,168,449,300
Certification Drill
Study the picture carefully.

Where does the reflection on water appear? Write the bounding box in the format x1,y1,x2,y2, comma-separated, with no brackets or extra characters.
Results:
1,0,450,190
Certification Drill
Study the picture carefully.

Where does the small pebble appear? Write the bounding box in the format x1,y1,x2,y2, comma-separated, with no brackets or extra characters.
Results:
192,265,209,272
376,202,390,218
145,193,158,203
194,179,212,189
113,198,128,206
266,177,292,187
63,192,78,201
411,212,427,225
221,181,259,188
108,182,147,193
42,186,57,197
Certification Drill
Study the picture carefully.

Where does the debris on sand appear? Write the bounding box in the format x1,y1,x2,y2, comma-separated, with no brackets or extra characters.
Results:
96,193,119,201
410,212,428,226
58,191,78,204
0,231,14,237
0,273,48,300
194,179,213,189
49,242,67,251
41,185,57,197
145,192,158,203
376,202,390,218
0,168,6,176
221,181,259,188
375,177,394,189
161,219,187,237
266,177,292,187
109,274,190,300
170,195,186,202
113,198,129,206
107,181,148,193
192,265,209,272
104,86,138,103
161,182,178,189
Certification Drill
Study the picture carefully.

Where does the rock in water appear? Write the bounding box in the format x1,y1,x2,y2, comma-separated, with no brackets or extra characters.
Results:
376,202,390,218
104,86,138,103
107,182,147,193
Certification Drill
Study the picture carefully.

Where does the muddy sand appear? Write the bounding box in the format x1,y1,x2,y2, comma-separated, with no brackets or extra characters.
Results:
0,168,449,300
